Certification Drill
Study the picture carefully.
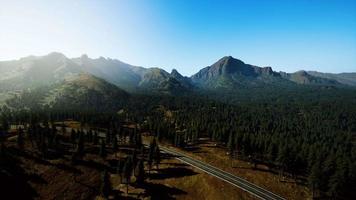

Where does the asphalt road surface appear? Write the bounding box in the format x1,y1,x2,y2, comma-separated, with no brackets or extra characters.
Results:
159,146,286,200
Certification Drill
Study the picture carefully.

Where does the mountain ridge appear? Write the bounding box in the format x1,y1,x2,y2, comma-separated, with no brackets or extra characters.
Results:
0,52,354,96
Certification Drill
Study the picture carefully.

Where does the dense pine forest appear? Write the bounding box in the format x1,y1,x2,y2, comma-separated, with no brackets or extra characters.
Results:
1,86,356,199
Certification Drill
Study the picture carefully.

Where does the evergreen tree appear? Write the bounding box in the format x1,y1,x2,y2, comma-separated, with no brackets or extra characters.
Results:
134,159,145,184
328,158,347,198
100,139,107,159
17,127,24,149
100,170,111,199
112,135,118,151
117,159,123,183
93,131,99,145
308,162,322,199
147,145,154,173
76,131,84,157
154,145,161,169
70,129,76,147
123,157,133,194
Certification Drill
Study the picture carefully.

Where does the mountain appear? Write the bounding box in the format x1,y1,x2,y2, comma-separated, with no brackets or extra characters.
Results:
71,54,145,91
171,69,195,89
72,56,192,94
0,52,81,91
5,73,129,111
0,52,192,94
0,52,354,102
280,70,340,85
191,56,289,89
191,56,346,90
137,68,190,94
307,71,356,86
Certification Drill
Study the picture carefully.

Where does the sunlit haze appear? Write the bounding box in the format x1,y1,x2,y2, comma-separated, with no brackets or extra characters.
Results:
1,0,355,75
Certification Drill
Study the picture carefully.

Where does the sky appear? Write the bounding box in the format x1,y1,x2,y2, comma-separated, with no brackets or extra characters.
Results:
0,0,355,75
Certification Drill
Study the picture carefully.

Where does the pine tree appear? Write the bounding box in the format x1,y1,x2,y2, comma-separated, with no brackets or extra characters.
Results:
132,150,137,171
100,139,107,159
93,131,98,145
134,159,145,184
76,131,84,157
112,135,118,151
147,140,155,173
308,162,322,199
227,132,234,166
17,127,24,149
154,145,161,169
70,129,76,147
140,146,145,157
41,139,48,159
117,159,123,183
105,129,111,144
276,143,288,180
53,133,60,152
123,157,133,194
100,170,111,199
1,118,9,134
328,158,347,198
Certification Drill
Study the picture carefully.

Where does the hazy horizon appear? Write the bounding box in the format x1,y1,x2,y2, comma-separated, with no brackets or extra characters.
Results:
1,0,355,75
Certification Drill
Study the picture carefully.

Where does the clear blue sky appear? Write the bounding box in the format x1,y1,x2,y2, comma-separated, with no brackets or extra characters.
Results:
0,0,355,75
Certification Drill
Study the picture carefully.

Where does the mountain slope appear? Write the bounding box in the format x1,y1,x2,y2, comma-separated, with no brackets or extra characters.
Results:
0,52,81,91
171,69,195,89
308,71,356,86
72,54,145,91
191,56,346,90
280,70,340,85
5,73,129,111
137,68,191,95
0,52,192,95
191,56,289,89
0,53,354,100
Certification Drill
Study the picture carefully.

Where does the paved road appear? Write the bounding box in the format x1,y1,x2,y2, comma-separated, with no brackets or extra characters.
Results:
159,146,286,200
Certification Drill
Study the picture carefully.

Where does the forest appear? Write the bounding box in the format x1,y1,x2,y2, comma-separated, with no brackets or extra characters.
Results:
1,87,356,199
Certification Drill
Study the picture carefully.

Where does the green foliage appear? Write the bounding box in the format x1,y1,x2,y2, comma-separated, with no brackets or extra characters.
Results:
17,128,24,149
100,170,111,199
99,139,107,159
134,159,145,184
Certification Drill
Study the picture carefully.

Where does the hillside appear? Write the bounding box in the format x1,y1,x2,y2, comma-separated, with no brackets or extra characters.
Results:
281,70,340,85
0,52,193,95
0,52,81,91
137,68,192,95
191,56,342,90
5,74,129,112
1,53,355,106
308,71,356,86
71,54,145,91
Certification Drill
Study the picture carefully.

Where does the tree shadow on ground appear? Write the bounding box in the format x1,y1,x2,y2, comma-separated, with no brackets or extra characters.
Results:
112,190,140,200
137,182,187,200
182,146,201,152
76,159,108,171
148,167,198,180
159,162,189,167
191,150,208,154
0,150,38,200
234,165,278,175
9,146,83,175
26,172,47,184
8,147,53,166
55,162,82,174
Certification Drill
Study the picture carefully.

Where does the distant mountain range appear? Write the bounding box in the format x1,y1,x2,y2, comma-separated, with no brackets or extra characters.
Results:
0,52,355,108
